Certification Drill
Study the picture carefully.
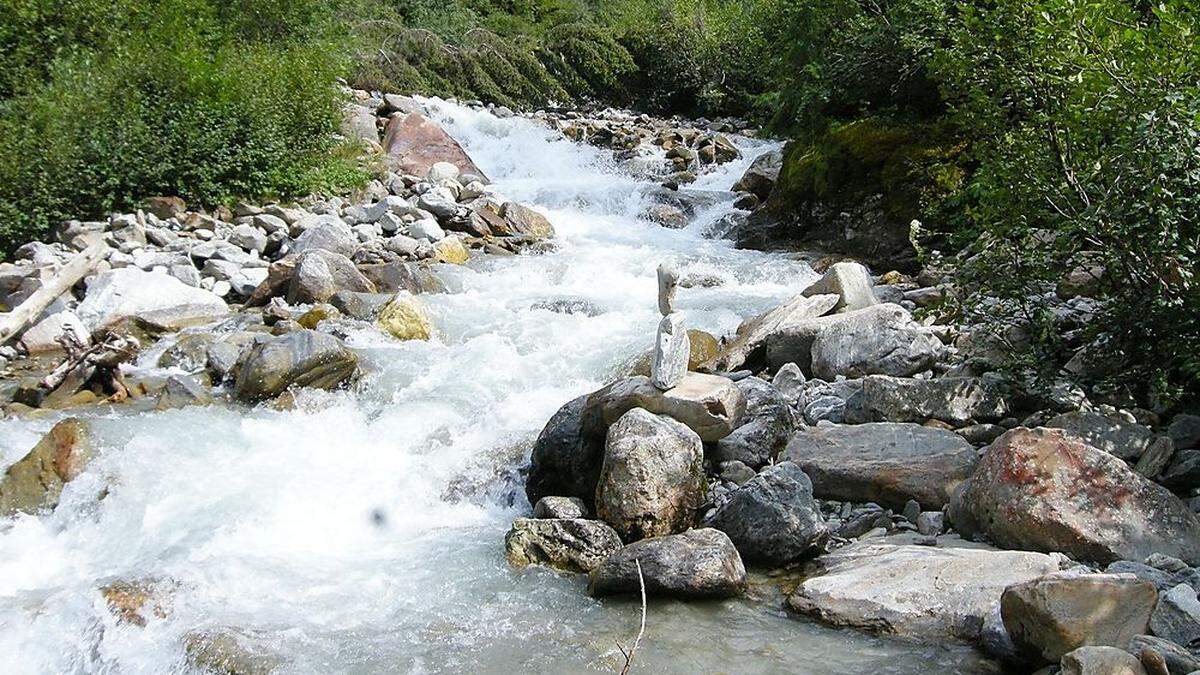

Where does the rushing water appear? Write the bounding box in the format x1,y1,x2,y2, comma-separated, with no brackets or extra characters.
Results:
0,101,1000,674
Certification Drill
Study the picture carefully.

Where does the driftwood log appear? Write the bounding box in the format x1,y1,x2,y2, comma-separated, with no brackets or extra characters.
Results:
0,240,106,345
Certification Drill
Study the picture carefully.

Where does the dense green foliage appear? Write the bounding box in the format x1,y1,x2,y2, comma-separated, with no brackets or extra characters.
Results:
0,0,363,254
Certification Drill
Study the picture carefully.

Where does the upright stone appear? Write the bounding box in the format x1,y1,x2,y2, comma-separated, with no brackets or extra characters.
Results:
657,261,679,316
652,313,690,390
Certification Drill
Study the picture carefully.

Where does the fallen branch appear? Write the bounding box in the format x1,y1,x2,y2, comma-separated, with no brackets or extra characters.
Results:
0,240,106,345
616,559,647,675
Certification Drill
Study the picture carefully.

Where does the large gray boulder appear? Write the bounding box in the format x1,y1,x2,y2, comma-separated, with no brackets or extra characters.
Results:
583,373,745,443
77,268,228,331
701,293,839,373
949,428,1200,565
710,462,826,566
504,518,623,573
234,330,359,402
291,215,358,257
712,376,796,468
731,148,782,200
1149,583,1200,648
287,249,376,304
786,538,1059,641
764,303,944,377
524,395,603,507
802,261,879,313
784,422,978,510
595,408,705,541
588,528,746,599
1001,573,1158,663
842,375,1010,426
1047,410,1155,462
1161,449,1200,493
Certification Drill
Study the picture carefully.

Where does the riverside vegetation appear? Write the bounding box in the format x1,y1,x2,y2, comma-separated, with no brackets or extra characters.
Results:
0,0,1198,673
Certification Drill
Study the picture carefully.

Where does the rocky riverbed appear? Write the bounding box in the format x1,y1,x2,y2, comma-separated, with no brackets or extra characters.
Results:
0,95,1198,674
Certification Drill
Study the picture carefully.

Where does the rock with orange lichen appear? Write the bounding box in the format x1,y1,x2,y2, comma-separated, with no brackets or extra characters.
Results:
948,427,1200,565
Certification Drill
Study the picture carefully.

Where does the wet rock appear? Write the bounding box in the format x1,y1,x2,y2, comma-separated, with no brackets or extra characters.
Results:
1128,634,1200,675
101,579,170,626
185,628,281,675
287,249,376,304
651,313,689,390
533,496,587,519
1149,584,1200,648
588,528,746,599
383,112,488,181
155,374,212,410
712,376,796,469
1047,410,1155,462
802,261,879,313
647,203,687,228
1002,574,1158,663
359,261,442,294
525,395,603,507
731,148,781,200
702,293,839,373
499,202,554,239
0,418,93,517
595,408,705,541
583,373,746,442
504,517,622,573
77,268,229,331
234,330,358,402
786,539,1058,641
329,291,389,321
842,375,1010,426
1060,646,1147,675
948,428,1200,565
710,462,826,566
375,291,433,341
785,422,977,510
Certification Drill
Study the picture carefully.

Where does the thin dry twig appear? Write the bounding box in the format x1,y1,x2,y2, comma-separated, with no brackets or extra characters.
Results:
616,559,647,675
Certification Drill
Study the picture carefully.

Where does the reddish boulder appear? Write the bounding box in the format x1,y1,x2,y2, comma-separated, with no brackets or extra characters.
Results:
949,428,1200,565
383,113,488,182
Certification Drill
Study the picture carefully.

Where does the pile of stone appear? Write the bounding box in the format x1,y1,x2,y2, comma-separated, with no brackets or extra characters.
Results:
0,95,558,415
509,253,1200,674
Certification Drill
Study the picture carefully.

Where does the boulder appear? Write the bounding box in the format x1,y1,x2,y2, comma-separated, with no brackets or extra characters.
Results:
763,303,940,375
287,250,375,305
731,148,782,200
712,376,796,469
802,261,879,313
786,539,1059,640
1161,449,1200,493
499,202,554,239
525,395,603,507
1047,410,1154,462
359,261,443,294
842,375,1010,426
1060,646,1147,675
77,268,229,331
1168,414,1200,451
588,528,746,599
234,330,358,402
504,518,622,573
710,462,826,566
19,310,90,354
291,215,358,258
0,418,93,517
375,291,433,341
583,373,746,442
533,496,587,520
948,428,1200,565
383,112,488,181
1149,583,1200,648
702,293,839,373
431,236,470,265
1128,634,1200,675
155,374,212,410
595,408,705,541
1001,574,1158,663
784,422,977,510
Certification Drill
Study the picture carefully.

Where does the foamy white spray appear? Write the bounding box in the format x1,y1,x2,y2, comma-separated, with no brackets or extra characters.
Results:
0,100,990,674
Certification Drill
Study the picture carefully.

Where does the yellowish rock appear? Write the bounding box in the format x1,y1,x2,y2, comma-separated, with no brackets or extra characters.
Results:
432,237,470,265
376,291,433,341
0,418,93,516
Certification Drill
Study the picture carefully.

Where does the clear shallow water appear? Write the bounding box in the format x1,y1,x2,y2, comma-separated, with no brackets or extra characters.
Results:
0,101,1000,674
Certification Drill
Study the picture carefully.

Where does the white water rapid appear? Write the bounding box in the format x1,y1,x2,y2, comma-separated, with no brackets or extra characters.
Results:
0,100,997,674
